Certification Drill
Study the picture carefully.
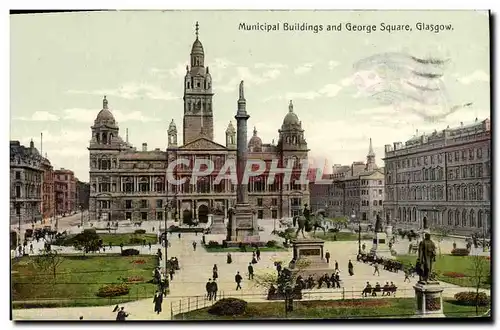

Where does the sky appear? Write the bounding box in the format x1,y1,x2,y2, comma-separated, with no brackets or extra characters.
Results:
10,10,490,182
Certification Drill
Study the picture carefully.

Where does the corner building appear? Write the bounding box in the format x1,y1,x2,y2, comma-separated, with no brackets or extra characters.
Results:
383,119,491,236
88,24,310,224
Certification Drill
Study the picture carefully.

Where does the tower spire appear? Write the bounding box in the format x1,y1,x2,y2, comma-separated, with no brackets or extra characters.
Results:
289,100,294,112
253,126,257,136
103,95,108,110
368,137,375,157
195,21,199,39
126,128,129,143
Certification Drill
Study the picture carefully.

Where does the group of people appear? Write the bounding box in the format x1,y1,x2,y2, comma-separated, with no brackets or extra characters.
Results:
362,281,398,297
296,271,343,290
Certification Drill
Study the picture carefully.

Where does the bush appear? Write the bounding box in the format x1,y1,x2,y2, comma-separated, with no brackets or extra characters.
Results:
207,298,247,316
266,240,277,248
134,229,146,234
454,291,490,306
451,248,470,256
122,276,145,283
121,248,140,256
96,284,130,297
328,228,339,233
129,237,143,245
207,241,220,248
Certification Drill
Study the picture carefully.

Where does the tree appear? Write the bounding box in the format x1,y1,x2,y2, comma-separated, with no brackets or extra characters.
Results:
433,227,450,257
329,217,348,230
34,249,65,282
253,259,311,314
468,255,490,315
73,229,100,254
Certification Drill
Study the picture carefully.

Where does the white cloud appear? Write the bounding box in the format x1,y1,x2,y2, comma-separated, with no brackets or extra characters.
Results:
63,108,160,123
67,82,178,101
294,63,314,75
215,66,283,93
254,63,287,69
328,60,340,70
265,83,342,101
168,63,188,79
15,111,60,121
318,84,342,97
455,70,489,85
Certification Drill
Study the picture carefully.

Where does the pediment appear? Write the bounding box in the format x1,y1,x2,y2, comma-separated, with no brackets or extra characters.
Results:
180,137,227,150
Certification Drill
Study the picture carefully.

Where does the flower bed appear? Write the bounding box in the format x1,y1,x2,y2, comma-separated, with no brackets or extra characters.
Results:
131,259,146,264
124,276,145,283
442,271,466,278
454,291,490,306
96,284,130,297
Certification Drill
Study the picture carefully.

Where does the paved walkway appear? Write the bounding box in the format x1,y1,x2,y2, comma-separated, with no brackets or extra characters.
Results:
12,221,491,320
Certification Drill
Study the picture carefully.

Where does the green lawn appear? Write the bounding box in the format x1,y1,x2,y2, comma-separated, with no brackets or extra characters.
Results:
54,233,158,247
203,246,286,253
396,254,491,289
11,254,158,308
174,298,489,320
315,232,373,242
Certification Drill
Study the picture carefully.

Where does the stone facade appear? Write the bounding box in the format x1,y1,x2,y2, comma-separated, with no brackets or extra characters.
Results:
76,180,90,210
41,157,55,222
383,118,491,236
54,168,77,216
88,23,310,223
10,140,43,225
309,139,384,224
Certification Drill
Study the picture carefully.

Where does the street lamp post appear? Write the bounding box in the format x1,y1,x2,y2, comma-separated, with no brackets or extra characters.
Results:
164,204,170,273
80,204,84,227
272,206,276,232
16,201,22,247
351,209,360,254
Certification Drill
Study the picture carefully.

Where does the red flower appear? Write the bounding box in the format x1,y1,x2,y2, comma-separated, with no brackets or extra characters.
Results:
443,271,465,278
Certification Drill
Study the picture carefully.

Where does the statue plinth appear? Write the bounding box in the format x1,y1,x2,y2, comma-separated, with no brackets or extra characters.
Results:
413,281,445,318
209,214,226,235
369,231,394,259
385,225,393,237
230,203,259,242
289,239,330,280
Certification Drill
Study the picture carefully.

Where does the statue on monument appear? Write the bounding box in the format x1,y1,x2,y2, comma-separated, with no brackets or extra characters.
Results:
303,204,311,222
416,232,437,283
374,214,383,233
239,80,244,99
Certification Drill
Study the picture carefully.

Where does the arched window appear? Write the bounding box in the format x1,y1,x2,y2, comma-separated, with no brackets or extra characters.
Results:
477,184,483,200
462,186,467,200
412,207,417,222
461,209,467,227
478,210,483,228
403,208,407,222
438,168,444,180
96,133,100,144
448,211,453,226
398,207,402,222
102,132,107,145
407,207,412,222
469,209,476,227
470,185,476,200
455,210,460,226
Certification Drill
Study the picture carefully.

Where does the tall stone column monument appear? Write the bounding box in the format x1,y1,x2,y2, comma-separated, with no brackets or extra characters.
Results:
229,81,259,242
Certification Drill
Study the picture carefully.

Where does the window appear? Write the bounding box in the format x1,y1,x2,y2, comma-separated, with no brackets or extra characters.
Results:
125,212,132,221
125,200,132,209
141,200,148,208
156,199,163,208
141,212,148,220
257,210,263,219
362,212,367,221
272,198,278,206
15,172,20,180
15,186,21,198
378,189,382,195
379,200,383,206
378,180,382,185
156,212,163,220
257,198,263,207
477,148,482,158
373,200,377,206
272,209,278,219
469,149,474,160
454,151,459,161
461,150,466,160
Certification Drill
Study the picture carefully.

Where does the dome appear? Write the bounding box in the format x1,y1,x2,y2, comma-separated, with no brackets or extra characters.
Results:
191,38,204,55
248,127,262,148
168,119,177,131
94,96,116,125
282,100,300,127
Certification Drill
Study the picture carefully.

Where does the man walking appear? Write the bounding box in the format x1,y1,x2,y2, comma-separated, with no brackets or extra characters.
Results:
235,271,243,290
325,251,330,263
255,247,261,261
211,279,218,301
148,242,151,251
153,290,163,314
334,260,339,272
206,279,212,300
192,241,197,251
373,263,380,276
348,260,354,276
248,263,254,280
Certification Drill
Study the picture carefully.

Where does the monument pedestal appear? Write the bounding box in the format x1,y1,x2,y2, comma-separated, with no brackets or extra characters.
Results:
290,239,331,280
413,281,445,318
209,214,227,235
230,203,259,242
385,225,393,238
370,232,394,259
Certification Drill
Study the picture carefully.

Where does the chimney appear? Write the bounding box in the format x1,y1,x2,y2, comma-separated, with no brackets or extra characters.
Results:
142,143,147,151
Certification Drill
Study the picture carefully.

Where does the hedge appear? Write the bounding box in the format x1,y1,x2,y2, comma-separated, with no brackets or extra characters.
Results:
451,248,470,256
134,229,146,234
454,291,490,306
96,284,130,297
121,248,140,256
207,298,247,316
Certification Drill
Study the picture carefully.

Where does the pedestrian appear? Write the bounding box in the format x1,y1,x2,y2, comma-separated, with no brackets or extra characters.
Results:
248,263,254,280
227,252,232,264
148,242,151,251
255,247,261,261
152,227,155,232
193,241,197,251
334,260,339,271
115,306,129,321
157,248,163,261
404,270,411,283
29,243,34,254
109,242,112,250
453,241,457,250
276,262,282,275
143,239,146,247
211,279,218,301
373,263,380,276
169,268,174,281
206,279,212,300
235,271,243,290
120,242,124,252
178,233,181,239
348,260,354,276
325,251,330,263
153,290,163,314
362,243,366,252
